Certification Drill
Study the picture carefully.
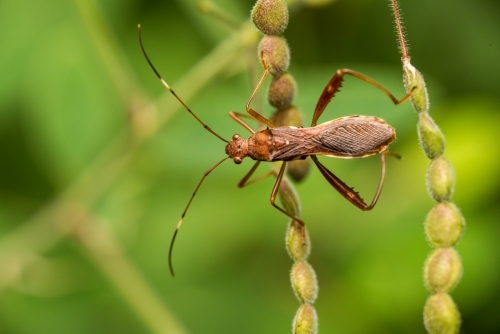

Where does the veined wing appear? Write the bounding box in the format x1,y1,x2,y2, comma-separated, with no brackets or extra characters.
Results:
315,116,395,157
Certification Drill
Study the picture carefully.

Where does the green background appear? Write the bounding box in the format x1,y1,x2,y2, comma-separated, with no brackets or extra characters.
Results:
1,0,499,333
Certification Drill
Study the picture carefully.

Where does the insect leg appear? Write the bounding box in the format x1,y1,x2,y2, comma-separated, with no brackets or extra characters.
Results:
311,69,414,126
245,57,276,128
229,111,256,134
168,156,230,276
310,154,386,211
237,160,275,188
270,162,306,226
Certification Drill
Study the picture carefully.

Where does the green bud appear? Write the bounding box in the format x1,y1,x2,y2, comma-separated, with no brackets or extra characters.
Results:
287,159,312,183
424,293,461,334
267,73,297,109
424,248,462,293
278,173,301,217
291,260,318,304
418,113,445,160
286,220,310,261
427,156,455,202
251,0,289,35
403,62,429,113
270,106,303,127
258,35,290,76
425,202,465,247
293,303,318,334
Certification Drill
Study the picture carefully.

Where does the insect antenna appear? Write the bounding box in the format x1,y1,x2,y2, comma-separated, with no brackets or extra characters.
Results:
138,24,228,143
169,156,230,276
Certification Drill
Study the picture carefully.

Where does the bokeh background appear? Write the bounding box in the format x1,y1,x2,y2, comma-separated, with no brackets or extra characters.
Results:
1,0,499,333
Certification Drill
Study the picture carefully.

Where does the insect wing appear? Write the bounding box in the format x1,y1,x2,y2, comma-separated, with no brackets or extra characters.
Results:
317,116,395,158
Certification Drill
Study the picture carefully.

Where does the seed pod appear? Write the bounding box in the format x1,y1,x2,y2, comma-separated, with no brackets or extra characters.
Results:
424,293,461,334
267,72,297,109
286,220,310,261
427,156,455,202
425,202,465,247
287,159,312,183
258,35,290,76
291,260,318,304
418,112,445,159
270,105,302,127
403,62,429,113
424,248,463,293
293,303,318,334
251,0,289,35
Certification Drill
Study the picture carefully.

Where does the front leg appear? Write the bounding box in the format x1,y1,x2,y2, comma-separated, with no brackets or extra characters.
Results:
311,69,414,127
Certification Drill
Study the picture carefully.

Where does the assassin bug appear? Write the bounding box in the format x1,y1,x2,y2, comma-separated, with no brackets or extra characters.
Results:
138,25,412,276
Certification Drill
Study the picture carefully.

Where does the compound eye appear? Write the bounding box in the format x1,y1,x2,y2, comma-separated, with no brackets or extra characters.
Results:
232,134,241,141
233,157,242,164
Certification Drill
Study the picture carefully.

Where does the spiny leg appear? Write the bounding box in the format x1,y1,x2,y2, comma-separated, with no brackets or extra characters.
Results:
168,156,230,276
310,154,387,211
311,69,414,127
138,24,228,143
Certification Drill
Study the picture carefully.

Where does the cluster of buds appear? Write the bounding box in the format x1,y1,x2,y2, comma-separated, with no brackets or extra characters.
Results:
251,1,317,333
391,1,465,333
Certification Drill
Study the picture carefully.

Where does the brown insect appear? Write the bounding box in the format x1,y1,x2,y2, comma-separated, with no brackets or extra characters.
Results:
138,25,412,276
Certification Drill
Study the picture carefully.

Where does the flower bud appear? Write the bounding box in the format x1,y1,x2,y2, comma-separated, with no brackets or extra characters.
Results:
291,260,318,304
424,293,461,334
425,202,465,247
258,35,290,76
293,303,318,334
287,159,312,183
286,220,310,261
403,62,429,113
418,113,445,159
270,106,302,127
424,248,462,293
251,0,289,36
427,156,455,202
267,73,297,109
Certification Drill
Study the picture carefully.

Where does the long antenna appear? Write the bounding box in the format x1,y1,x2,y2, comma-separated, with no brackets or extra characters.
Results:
138,24,228,143
168,156,230,276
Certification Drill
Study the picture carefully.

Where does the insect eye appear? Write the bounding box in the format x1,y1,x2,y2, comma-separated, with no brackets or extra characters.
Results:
233,157,242,164
232,134,241,140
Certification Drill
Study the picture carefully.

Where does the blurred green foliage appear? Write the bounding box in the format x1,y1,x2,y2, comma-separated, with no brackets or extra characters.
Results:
1,0,499,333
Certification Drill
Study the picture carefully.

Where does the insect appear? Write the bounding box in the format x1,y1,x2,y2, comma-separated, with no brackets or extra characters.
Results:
138,25,412,276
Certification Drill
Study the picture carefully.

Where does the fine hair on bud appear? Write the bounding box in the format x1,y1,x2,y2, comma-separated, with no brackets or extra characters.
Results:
251,0,289,35
258,35,290,76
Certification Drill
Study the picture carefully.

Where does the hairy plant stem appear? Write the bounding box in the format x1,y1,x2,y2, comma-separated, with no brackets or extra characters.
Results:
390,2,464,333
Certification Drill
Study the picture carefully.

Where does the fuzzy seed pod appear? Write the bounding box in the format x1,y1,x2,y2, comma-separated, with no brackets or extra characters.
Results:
251,0,289,36
270,106,303,127
418,113,445,159
286,220,311,261
427,156,455,202
258,35,290,76
403,62,429,113
291,260,318,304
287,159,312,183
424,202,465,248
424,293,461,334
424,248,462,293
293,303,318,334
267,73,297,109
